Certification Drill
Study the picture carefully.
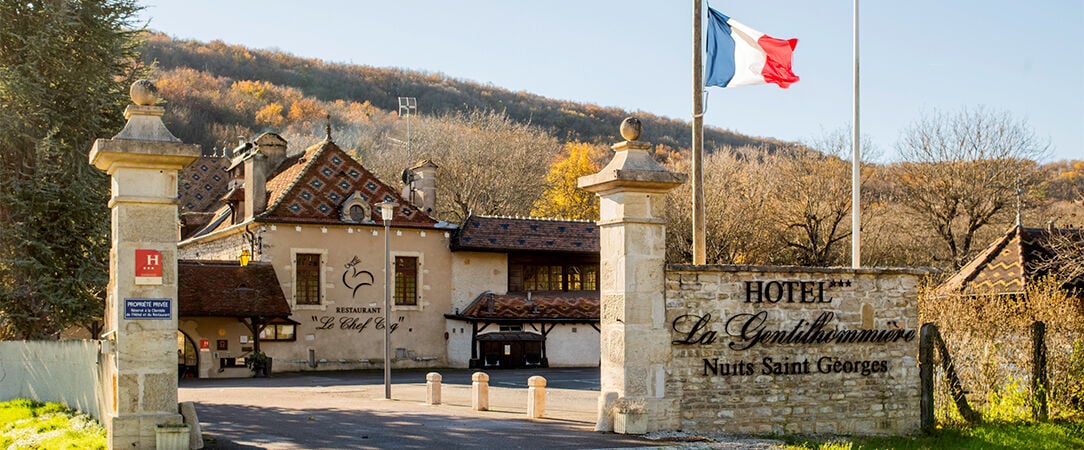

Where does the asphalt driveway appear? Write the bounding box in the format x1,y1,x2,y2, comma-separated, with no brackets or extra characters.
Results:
179,367,662,449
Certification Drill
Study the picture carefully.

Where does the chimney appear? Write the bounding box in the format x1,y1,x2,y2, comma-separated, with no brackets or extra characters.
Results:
243,133,288,219
410,160,439,216
253,133,288,172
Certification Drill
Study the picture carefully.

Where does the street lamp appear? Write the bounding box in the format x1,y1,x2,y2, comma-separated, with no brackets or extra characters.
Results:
377,200,398,400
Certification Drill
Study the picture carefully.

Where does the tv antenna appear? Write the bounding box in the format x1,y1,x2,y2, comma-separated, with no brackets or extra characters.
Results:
398,97,417,163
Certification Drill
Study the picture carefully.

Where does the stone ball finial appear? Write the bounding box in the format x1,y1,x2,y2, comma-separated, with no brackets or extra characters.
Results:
130,79,160,106
620,117,642,141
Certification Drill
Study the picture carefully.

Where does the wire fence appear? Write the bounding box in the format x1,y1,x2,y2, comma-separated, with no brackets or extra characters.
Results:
920,279,1084,427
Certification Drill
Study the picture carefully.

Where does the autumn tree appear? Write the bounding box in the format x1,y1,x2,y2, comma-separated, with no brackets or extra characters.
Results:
0,0,145,339
531,142,604,220
894,108,1048,268
1043,160,1084,204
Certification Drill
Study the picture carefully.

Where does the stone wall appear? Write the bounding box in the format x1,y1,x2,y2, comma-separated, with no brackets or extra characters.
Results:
664,265,924,435
178,225,247,261
0,340,103,420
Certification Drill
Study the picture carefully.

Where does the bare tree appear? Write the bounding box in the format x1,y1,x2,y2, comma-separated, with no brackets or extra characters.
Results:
363,109,561,224
761,144,853,266
1035,227,1084,292
895,108,1048,268
666,147,776,264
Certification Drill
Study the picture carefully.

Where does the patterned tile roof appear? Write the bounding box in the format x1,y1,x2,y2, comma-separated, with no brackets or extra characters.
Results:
452,215,599,253
178,156,230,212
261,139,437,226
450,291,599,322
178,260,291,318
183,138,442,240
939,225,1084,296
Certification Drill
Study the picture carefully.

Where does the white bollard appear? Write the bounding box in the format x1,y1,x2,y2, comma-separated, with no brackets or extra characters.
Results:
179,401,204,449
596,391,618,432
527,375,547,419
472,372,490,411
426,372,442,405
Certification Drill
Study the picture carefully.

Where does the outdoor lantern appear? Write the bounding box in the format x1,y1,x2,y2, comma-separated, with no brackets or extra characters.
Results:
378,201,397,223
239,249,251,267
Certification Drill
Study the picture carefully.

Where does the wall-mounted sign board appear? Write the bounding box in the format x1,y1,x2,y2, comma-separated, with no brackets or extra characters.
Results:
124,298,171,320
135,249,163,285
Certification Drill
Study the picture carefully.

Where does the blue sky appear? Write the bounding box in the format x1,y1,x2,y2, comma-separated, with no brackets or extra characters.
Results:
139,0,1082,162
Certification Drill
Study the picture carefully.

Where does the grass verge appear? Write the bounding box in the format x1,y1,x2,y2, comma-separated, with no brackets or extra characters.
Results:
781,421,1084,450
0,398,106,449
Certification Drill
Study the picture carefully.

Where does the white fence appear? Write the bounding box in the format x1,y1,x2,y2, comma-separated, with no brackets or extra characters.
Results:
0,340,103,419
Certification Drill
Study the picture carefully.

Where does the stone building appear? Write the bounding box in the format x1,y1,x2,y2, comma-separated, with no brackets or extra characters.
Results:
445,214,600,369
175,133,600,376
177,133,456,375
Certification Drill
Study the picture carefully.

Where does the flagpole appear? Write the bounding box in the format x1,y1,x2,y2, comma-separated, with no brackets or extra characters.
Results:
692,0,706,265
851,0,862,268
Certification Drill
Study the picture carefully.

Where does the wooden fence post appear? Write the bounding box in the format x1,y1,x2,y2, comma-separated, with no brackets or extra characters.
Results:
1031,321,1048,421
919,323,936,433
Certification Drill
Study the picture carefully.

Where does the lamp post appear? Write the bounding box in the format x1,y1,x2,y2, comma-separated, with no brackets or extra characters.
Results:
378,200,398,399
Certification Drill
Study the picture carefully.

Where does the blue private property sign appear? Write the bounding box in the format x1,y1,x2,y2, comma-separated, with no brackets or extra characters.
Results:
124,298,172,320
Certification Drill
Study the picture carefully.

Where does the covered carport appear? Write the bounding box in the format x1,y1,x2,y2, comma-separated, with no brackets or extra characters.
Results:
177,260,293,377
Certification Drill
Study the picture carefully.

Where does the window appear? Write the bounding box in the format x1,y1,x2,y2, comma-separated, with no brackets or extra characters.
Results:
259,324,296,341
340,191,372,223
295,253,321,305
515,262,599,292
582,265,598,290
394,256,418,306
568,266,583,290
524,265,563,291
348,205,366,222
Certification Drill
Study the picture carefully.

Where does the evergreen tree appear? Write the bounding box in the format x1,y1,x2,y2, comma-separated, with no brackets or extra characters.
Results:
0,0,144,339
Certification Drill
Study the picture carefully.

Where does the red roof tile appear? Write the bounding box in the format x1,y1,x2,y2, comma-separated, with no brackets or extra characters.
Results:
453,215,599,253
178,260,291,317
452,291,599,322
261,139,437,226
939,225,1084,296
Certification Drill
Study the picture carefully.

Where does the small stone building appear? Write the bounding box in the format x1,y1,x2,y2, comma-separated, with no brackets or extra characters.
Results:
938,223,1084,297
177,260,292,378
445,214,601,369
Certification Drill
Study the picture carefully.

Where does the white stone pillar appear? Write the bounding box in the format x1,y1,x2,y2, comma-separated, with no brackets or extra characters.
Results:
89,80,201,448
426,372,442,405
527,375,547,419
471,372,490,411
578,118,686,432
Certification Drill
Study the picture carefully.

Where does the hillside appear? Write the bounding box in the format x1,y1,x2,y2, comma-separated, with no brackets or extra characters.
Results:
139,33,787,153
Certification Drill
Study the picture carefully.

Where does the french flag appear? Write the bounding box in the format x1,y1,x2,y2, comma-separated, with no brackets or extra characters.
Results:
705,7,799,89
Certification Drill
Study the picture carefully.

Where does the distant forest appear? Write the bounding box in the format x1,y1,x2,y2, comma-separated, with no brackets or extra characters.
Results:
139,33,1082,271
140,33,786,154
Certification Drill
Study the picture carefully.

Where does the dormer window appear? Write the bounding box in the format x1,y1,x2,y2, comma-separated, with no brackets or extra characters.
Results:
340,191,373,224
348,204,366,222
